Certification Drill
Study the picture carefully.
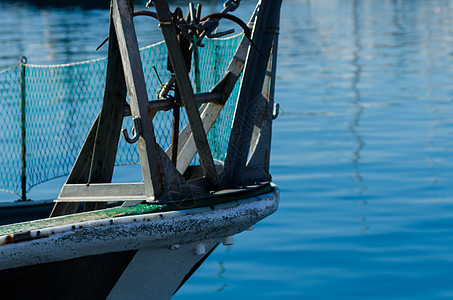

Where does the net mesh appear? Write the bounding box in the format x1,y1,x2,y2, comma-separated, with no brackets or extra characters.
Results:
0,34,242,197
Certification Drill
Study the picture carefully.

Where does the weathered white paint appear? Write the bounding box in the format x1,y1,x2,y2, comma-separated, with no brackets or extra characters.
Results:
0,185,279,271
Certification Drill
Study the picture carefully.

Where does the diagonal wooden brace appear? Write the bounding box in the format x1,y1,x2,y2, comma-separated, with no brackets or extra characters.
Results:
222,0,282,188
112,0,182,199
153,0,219,189
50,9,128,216
163,4,260,176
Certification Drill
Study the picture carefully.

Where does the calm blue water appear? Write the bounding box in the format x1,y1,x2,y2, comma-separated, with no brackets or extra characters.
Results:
3,0,453,298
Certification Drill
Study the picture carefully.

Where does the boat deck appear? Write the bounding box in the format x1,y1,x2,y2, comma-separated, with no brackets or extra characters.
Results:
0,183,272,237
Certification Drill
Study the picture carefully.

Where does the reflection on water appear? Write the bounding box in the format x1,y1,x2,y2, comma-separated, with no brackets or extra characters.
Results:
0,2,110,69
3,0,453,299
0,0,228,70
351,0,367,233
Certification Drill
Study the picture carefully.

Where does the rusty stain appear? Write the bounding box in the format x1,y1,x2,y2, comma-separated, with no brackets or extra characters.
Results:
3,235,13,245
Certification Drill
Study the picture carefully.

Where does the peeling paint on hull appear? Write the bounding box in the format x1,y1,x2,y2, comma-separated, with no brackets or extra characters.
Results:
0,185,278,298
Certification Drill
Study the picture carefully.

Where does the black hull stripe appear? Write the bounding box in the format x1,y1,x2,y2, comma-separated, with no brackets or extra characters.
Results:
0,250,137,299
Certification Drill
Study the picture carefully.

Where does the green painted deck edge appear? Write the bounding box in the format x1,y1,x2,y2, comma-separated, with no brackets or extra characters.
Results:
0,204,165,236
0,183,273,236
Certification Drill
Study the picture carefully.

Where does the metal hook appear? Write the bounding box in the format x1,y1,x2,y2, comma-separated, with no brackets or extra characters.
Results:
122,117,143,144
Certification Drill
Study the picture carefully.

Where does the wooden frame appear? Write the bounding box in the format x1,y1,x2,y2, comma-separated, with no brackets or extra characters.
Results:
51,0,282,217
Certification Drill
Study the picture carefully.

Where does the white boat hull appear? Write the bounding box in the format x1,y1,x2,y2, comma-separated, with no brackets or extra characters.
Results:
0,184,279,299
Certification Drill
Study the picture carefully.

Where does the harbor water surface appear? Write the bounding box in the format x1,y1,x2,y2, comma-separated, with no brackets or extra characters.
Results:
2,0,453,298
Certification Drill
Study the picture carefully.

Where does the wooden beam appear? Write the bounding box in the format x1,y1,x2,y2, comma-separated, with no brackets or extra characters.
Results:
247,42,277,172
221,0,282,188
51,6,129,216
56,183,146,202
163,6,259,175
112,0,182,199
84,13,128,212
154,0,219,189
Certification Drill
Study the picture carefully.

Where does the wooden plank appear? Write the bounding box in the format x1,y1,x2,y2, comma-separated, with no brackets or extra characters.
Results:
154,0,219,189
56,183,146,202
173,103,222,174
84,13,128,212
52,7,130,216
88,40,127,178
246,42,277,172
163,7,259,175
221,0,282,188
112,0,181,199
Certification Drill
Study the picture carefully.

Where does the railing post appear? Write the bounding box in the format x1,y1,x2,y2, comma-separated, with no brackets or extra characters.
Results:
19,56,27,201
